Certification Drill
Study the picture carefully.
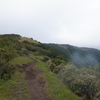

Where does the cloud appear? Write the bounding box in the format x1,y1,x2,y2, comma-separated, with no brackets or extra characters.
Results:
0,0,100,49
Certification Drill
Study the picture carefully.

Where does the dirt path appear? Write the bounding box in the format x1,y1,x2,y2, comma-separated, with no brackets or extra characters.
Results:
25,60,52,100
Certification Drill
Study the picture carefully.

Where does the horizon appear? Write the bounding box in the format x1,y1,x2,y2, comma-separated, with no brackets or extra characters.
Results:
0,0,100,50
1,33,100,50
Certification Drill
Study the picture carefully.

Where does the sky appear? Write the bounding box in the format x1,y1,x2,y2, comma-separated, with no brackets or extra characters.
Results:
0,0,100,49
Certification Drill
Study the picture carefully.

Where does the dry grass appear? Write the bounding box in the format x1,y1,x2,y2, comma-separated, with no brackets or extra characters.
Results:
19,37,39,44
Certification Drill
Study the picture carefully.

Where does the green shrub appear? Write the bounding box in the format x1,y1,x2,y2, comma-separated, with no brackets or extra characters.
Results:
58,65,100,100
52,59,65,66
43,56,49,62
53,63,64,74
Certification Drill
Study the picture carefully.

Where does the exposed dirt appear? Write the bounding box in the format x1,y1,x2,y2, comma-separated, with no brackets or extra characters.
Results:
25,60,52,100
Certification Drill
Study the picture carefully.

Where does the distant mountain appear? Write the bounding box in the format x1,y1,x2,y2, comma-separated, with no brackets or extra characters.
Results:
47,44,100,67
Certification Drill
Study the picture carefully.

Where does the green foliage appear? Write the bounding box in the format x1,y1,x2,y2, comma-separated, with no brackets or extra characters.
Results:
0,34,77,100
0,34,20,79
43,56,49,62
0,55,14,79
58,65,100,100
0,55,34,99
33,58,80,100
47,44,100,67
0,34,35,80
20,36,38,44
2,34,100,100
0,70,30,100
9,56,33,66
46,44,71,61
46,44,100,100
52,58,65,66
49,63,56,71
53,63,64,74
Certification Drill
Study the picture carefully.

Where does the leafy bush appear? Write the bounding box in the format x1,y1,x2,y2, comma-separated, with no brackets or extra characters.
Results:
0,57,14,79
43,56,49,62
53,63,64,74
58,65,100,100
52,59,65,66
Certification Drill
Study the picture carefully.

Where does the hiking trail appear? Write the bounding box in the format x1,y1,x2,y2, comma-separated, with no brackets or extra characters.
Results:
25,59,52,100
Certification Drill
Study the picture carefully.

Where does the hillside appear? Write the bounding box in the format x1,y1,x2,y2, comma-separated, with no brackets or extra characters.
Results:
47,44,100,67
0,34,80,100
47,43,100,100
1,34,100,100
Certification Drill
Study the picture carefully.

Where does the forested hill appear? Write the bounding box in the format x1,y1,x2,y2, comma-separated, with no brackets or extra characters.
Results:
47,44,100,67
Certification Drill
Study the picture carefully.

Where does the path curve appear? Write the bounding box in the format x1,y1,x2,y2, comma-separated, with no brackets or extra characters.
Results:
25,59,52,100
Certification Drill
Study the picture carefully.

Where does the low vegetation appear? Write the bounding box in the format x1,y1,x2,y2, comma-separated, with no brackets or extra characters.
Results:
47,43,100,100
57,64,100,100
9,56,33,66
33,58,80,100
1,34,100,100
0,56,32,100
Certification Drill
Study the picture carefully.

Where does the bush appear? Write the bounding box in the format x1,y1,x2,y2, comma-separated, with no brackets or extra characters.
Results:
58,65,100,100
53,63,64,74
0,58,14,79
52,59,65,66
43,56,49,62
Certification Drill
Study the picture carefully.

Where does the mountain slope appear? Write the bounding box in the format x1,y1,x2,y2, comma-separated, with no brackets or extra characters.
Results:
47,43,100,100
1,34,100,100
47,44,100,67
0,34,80,100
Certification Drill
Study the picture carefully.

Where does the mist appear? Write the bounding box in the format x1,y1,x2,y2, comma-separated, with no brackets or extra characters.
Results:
72,52,98,67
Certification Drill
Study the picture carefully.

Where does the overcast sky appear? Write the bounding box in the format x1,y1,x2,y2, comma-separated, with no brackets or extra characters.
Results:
0,0,100,49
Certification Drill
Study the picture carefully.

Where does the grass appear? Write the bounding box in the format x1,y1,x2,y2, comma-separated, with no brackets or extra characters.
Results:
0,70,30,100
33,58,80,100
19,37,39,44
9,56,33,66
0,56,33,100
0,55,80,100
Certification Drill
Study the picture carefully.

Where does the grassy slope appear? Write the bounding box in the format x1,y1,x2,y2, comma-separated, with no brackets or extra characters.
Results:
19,37,39,44
0,71,30,100
0,55,80,100
0,56,33,100
34,58,80,100
9,56,33,66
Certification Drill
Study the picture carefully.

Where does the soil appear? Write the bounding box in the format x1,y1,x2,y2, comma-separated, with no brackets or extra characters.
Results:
25,60,52,100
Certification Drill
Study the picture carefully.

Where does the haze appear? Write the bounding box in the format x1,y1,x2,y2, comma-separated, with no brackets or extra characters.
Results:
0,0,100,49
